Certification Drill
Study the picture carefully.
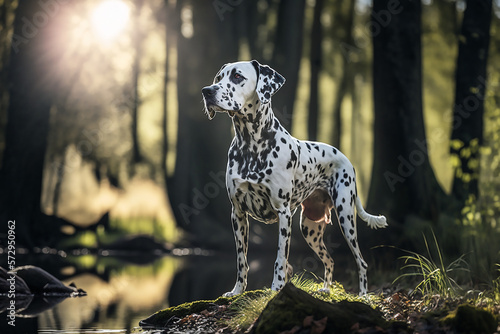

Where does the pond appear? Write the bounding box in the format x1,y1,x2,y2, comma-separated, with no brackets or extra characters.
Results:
0,243,375,334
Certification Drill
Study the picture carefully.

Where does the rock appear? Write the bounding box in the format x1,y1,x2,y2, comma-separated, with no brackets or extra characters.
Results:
0,267,33,313
17,296,68,318
0,266,30,295
12,266,86,296
101,235,171,264
140,297,230,328
442,304,497,334
139,290,266,328
104,234,170,252
251,283,392,334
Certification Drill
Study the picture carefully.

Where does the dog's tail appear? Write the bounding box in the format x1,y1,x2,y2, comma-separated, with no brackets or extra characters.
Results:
355,197,388,229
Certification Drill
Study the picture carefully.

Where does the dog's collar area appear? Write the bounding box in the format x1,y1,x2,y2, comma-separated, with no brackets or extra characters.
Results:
232,103,278,142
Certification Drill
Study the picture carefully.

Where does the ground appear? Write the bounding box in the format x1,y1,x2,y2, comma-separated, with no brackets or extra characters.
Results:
139,279,500,334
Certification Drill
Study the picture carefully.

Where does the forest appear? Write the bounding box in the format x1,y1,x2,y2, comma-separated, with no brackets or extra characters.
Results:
1,0,500,305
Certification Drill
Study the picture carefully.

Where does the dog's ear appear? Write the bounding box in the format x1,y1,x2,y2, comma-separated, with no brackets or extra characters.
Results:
251,60,285,104
213,63,228,84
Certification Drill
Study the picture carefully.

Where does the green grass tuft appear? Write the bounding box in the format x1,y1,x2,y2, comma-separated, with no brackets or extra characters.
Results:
225,289,277,331
394,231,469,298
224,272,382,331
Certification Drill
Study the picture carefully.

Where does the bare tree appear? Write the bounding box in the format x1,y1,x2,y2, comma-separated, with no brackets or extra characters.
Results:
308,0,324,141
167,1,238,249
131,0,145,163
271,0,306,130
367,0,446,241
450,0,492,210
331,1,356,148
0,1,62,247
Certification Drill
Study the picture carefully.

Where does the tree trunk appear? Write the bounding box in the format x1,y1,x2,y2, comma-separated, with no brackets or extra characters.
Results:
331,1,356,148
167,1,238,249
450,0,492,210
307,0,324,142
0,1,61,247
367,0,446,241
162,0,175,190
0,0,16,147
236,0,261,60
331,71,346,148
271,0,306,130
131,0,144,164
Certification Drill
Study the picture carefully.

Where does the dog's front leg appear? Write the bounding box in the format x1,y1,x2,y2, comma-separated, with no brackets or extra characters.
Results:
271,209,292,291
223,208,249,297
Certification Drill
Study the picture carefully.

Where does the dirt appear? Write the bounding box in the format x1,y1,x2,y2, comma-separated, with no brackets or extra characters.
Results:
140,285,500,334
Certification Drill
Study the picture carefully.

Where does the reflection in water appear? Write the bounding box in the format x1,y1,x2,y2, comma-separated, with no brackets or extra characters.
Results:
0,243,363,333
0,250,278,332
41,256,179,332
0,253,181,333
39,330,127,333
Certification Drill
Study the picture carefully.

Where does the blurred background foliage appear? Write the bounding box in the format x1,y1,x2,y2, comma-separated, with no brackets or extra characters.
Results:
0,0,499,284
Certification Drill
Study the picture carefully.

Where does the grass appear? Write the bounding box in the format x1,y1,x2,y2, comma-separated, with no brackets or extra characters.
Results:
493,264,500,302
224,289,277,331
140,263,498,332
394,231,470,299
474,263,500,308
224,272,382,331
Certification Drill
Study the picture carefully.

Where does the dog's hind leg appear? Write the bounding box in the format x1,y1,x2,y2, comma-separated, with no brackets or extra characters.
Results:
332,184,369,295
300,211,334,292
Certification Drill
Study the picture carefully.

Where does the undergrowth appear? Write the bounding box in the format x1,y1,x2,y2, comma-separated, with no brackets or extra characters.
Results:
392,232,500,317
225,288,276,330
223,241,499,332
224,272,382,331
475,263,500,309
394,231,469,299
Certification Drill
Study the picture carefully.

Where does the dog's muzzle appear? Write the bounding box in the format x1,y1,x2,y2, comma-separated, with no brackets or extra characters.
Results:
202,85,236,119
202,85,219,98
202,85,220,120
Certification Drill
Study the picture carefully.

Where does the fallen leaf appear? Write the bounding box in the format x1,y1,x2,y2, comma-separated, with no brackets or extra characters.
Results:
279,325,301,334
311,316,327,333
351,322,360,331
303,315,314,327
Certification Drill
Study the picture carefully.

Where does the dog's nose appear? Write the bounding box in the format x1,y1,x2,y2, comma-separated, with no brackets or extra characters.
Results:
202,85,218,97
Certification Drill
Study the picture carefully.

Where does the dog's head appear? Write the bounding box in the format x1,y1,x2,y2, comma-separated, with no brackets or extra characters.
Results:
201,60,285,120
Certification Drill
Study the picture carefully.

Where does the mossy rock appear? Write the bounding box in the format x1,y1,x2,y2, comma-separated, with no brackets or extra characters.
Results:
251,282,393,334
139,290,266,328
442,304,498,334
12,266,85,296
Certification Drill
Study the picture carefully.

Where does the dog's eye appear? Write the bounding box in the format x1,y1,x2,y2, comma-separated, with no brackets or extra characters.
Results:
230,72,244,84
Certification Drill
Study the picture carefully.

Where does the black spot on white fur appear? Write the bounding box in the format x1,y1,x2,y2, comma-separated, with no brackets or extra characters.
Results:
204,61,387,297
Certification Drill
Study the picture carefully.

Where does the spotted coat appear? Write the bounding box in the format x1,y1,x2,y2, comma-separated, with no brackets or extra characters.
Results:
201,60,388,297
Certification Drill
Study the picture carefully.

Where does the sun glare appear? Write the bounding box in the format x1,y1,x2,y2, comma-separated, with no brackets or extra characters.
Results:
91,0,130,41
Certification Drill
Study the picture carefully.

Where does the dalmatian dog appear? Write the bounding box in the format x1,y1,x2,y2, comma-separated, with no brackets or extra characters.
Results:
201,60,387,296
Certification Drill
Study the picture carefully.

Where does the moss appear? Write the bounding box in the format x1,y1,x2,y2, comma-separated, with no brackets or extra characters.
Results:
226,289,277,330
139,289,266,328
251,283,390,334
442,304,497,334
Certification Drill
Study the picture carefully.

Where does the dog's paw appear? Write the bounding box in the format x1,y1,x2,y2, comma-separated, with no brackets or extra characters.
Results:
223,286,243,297
318,288,330,294
223,291,237,297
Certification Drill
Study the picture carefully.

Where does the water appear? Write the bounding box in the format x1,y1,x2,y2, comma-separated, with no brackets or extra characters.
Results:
1,240,366,333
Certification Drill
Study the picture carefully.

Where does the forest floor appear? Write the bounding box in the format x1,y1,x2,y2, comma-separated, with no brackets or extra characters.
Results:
139,279,500,334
